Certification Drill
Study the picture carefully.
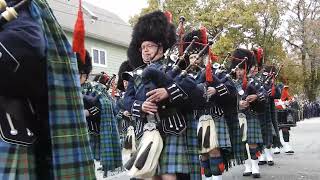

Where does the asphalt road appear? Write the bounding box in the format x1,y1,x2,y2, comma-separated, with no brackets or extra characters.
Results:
99,117,320,180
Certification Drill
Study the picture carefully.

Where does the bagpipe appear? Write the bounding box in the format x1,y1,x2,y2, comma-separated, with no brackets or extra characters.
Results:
118,111,137,154
0,0,30,29
0,0,42,147
82,82,102,135
105,73,116,91
82,73,116,135
125,17,210,178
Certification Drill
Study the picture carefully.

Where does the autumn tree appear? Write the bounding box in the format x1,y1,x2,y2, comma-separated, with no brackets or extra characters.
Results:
285,0,320,100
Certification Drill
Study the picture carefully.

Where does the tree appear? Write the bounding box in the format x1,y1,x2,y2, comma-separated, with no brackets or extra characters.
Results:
128,0,159,26
285,0,320,100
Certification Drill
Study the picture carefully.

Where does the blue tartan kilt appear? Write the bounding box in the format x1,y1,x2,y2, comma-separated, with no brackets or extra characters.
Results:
245,111,263,145
158,131,190,175
194,111,232,149
99,99,122,171
157,113,202,179
213,115,232,148
223,114,247,164
257,112,274,146
185,113,202,180
0,141,36,179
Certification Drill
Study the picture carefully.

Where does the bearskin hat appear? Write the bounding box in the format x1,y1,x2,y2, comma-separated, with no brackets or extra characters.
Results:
183,29,207,55
127,10,176,68
93,72,109,85
263,65,276,76
117,60,134,91
77,50,92,75
182,28,206,62
230,48,256,72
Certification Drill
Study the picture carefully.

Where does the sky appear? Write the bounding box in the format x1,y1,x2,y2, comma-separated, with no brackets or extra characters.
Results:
86,0,148,23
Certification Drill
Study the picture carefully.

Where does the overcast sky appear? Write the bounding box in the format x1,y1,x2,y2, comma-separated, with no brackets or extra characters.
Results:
86,0,148,23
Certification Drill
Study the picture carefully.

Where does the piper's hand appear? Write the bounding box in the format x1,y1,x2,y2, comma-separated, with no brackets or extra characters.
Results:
142,101,158,115
146,88,169,103
246,94,258,103
123,110,131,117
239,100,249,109
88,106,100,116
84,110,90,117
207,87,217,97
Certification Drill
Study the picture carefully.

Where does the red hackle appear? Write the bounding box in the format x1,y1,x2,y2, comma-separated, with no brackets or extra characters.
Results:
164,11,173,23
242,62,248,90
200,26,208,44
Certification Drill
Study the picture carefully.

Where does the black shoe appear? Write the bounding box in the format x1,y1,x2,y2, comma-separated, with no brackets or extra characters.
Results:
285,150,294,154
243,172,252,176
258,161,267,165
252,173,261,178
267,161,274,166
274,151,280,154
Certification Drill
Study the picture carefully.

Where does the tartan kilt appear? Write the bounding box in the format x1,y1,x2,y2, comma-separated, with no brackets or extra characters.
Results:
99,99,122,171
194,110,232,149
158,130,190,175
0,141,36,179
257,112,274,146
213,115,232,148
245,111,263,145
223,114,247,164
185,113,201,180
194,109,233,171
157,111,203,178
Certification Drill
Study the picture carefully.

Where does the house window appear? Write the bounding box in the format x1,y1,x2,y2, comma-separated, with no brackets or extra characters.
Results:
92,48,107,66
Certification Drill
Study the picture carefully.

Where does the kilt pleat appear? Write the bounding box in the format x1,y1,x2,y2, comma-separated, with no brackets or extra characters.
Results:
0,141,36,180
213,116,232,148
194,111,231,149
258,110,274,146
245,111,263,145
158,132,190,175
185,113,201,180
99,99,122,172
224,114,247,165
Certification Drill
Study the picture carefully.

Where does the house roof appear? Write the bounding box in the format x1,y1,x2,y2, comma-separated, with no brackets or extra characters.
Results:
48,0,132,47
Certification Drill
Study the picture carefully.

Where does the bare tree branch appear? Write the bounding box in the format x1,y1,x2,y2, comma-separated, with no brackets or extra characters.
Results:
285,38,301,50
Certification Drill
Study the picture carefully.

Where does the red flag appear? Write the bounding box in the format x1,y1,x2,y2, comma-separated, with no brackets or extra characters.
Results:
72,0,86,63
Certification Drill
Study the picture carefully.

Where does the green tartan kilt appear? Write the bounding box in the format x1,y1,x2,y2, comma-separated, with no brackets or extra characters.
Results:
213,115,232,148
0,141,36,180
194,110,232,149
185,113,201,180
223,114,247,164
158,131,190,175
157,113,203,179
245,111,263,145
257,112,274,146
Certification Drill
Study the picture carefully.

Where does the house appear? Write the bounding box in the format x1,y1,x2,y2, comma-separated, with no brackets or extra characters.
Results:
48,0,132,76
